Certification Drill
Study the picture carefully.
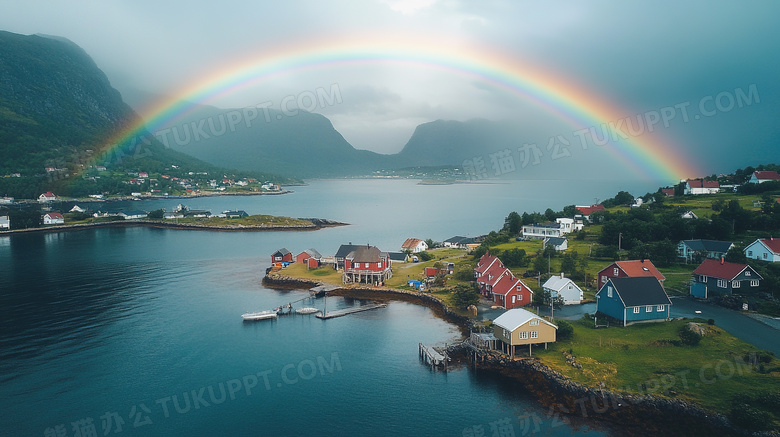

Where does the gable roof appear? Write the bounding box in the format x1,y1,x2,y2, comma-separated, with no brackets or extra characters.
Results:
544,237,567,247
542,275,581,292
661,188,675,196
757,238,780,254
686,179,719,188
300,248,322,259
387,252,408,261
693,258,761,281
45,212,64,219
347,245,385,263
273,248,291,256
478,262,509,285
576,204,605,216
680,239,734,253
492,274,531,297
611,260,666,281
401,238,424,249
601,277,671,307
335,244,361,258
493,308,557,332
40,192,56,197
475,254,502,276
753,170,780,181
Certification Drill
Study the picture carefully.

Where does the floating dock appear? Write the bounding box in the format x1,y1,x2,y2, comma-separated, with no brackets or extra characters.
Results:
315,303,387,319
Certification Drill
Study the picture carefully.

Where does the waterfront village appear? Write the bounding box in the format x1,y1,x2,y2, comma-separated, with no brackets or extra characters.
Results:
264,168,780,433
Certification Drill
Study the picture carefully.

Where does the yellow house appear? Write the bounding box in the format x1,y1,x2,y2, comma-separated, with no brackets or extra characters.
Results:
493,308,557,358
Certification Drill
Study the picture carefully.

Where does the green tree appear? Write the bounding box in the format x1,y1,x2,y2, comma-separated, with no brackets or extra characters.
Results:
533,253,549,275
148,209,164,219
500,248,527,267
504,211,522,235
556,319,574,340
451,284,480,308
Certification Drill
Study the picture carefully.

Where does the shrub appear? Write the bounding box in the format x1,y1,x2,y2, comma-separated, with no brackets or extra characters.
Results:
678,326,701,346
706,318,715,325
556,320,573,341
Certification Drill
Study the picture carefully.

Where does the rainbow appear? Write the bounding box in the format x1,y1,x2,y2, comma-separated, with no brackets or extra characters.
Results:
104,37,699,182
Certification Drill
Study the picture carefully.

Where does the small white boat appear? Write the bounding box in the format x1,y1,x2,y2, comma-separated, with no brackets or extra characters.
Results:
296,307,320,315
241,310,278,321
694,310,702,314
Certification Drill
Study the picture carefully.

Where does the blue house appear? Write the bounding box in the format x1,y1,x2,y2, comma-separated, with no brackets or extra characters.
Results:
596,277,671,326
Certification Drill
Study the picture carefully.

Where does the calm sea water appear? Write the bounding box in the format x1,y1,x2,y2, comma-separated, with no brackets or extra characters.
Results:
1,179,661,436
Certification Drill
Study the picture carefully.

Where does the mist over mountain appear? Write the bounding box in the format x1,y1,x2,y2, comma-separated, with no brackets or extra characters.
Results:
0,31,297,198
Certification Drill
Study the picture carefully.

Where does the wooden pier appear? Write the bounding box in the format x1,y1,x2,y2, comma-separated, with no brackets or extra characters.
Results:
419,343,449,371
315,303,387,319
309,284,340,297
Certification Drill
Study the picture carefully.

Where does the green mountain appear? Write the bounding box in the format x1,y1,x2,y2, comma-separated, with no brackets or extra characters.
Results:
0,31,294,198
161,104,388,178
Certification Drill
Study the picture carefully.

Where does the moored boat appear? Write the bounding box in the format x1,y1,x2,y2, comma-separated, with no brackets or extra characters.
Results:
296,307,320,315
241,310,278,321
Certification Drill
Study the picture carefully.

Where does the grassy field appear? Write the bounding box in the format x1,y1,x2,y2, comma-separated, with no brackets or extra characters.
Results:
534,317,780,418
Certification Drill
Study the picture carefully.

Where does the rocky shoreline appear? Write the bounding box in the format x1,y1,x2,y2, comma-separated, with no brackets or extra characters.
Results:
262,273,761,437
0,218,348,235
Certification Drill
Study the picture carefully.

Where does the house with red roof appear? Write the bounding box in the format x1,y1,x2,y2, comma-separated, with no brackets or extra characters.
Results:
744,238,780,262
597,260,666,289
43,212,64,225
401,238,428,253
38,192,57,203
684,179,720,195
749,170,780,184
474,252,503,279
575,204,605,222
661,188,675,197
690,258,762,298
476,262,510,297
491,273,533,309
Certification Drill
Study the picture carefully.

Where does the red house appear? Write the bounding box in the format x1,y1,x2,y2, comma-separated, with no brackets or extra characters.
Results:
424,267,440,279
474,252,504,279
272,248,293,263
343,245,392,284
597,260,666,289
295,248,322,264
491,273,533,309
477,262,510,297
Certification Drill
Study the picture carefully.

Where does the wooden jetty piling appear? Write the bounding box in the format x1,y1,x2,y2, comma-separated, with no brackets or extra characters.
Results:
418,343,448,372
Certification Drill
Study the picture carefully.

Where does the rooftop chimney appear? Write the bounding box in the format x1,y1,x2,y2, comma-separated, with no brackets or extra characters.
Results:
560,272,565,279
721,257,724,265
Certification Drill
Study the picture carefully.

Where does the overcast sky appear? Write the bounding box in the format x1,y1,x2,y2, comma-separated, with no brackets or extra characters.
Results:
2,0,779,178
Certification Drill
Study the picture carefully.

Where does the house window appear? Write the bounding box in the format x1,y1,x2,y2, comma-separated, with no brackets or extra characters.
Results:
751,280,759,287
748,250,753,257
531,331,538,339
657,305,664,312
613,268,619,276
763,253,768,259
377,262,381,268
733,280,740,288
646,306,652,313
607,286,613,298
518,294,523,301
717,279,727,288
700,275,708,282
745,271,751,276
519,331,528,339
530,320,539,326
511,296,516,303
633,307,640,314
502,329,509,338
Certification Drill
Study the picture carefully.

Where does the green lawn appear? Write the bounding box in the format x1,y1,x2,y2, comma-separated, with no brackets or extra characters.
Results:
534,317,780,418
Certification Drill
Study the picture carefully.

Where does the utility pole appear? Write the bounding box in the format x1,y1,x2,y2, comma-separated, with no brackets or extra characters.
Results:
618,232,622,251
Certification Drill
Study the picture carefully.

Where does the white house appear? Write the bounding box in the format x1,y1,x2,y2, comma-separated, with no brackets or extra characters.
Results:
555,217,583,233
70,205,86,213
684,179,720,195
542,274,584,305
749,170,780,184
0,197,13,205
680,210,699,219
744,238,780,263
43,212,65,225
401,238,428,253
0,216,9,229
118,210,147,220
38,192,57,203
543,236,568,251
